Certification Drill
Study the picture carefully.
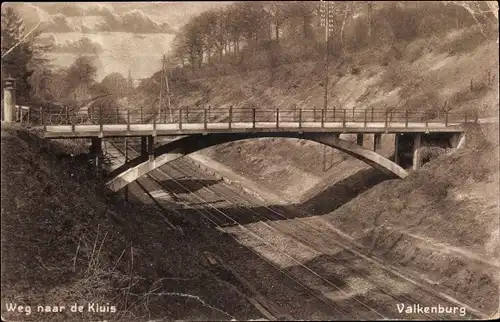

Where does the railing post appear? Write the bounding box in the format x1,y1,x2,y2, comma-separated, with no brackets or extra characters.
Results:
116,105,119,124
140,106,143,123
228,106,233,129
425,111,429,130
371,107,374,122
208,105,211,120
464,112,467,123
204,108,207,130
40,106,43,126
127,108,130,131
66,106,69,123
352,107,355,122
153,110,157,132
252,108,256,129
342,109,346,129
71,108,75,132
333,107,336,121
385,109,388,133
186,106,189,123
405,110,408,128
276,108,279,128
99,105,103,132
364,109,368,129
475,109,478,123
445,111,448,126
299,109,302,129
321,109,325,128
313,107,316,122
179,107,182,130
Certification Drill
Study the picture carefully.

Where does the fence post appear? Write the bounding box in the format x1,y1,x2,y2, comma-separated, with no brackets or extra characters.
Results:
321,109,325,128
371,107,374,122
66,106,69,123
209,105,211,120
299,109,302,129
405,110,408,128
425,111,429,132
229,106,233,129
276,108,279,128
313,107,316,122
352,107,355,122
445,111,448,126
140,106,143,123
186,106,189,123
464,112,467,123
333,106,336,121
179,107,182,130
116,105,119,124
252,108,256,129
204,109,207,130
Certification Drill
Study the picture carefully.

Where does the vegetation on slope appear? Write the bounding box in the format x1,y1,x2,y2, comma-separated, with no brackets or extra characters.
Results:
0,124,256,321
303,123,499,315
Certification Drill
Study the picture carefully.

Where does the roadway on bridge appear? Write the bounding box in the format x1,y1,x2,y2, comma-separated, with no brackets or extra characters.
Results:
44,120,469,138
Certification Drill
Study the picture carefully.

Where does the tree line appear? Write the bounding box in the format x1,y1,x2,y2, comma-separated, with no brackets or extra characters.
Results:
167,1,497,76
1,7,134,109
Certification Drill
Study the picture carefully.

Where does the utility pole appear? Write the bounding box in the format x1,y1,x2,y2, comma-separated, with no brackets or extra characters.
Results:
162,54,172,123
159,56,164,122
320,1,335,111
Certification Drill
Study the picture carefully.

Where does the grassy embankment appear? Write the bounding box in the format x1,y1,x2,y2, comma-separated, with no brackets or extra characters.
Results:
161,24,498,203
1,124,257,321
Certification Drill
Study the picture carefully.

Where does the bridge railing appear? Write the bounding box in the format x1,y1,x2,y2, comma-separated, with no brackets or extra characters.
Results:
32,106,480,128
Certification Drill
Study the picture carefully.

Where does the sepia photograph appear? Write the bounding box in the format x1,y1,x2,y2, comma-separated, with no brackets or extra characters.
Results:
1,1,499,321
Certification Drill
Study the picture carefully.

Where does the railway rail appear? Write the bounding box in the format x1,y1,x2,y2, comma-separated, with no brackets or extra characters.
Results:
105,138,486,320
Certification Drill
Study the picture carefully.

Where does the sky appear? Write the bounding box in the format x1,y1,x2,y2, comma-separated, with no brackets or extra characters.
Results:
3,2,229,80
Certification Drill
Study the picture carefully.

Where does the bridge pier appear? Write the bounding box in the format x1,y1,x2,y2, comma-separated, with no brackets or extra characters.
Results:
90,138,103,172
356,134,364,147
394,134,401,164
373,134,382,151
141,137,147,158
140,135,155,161
147,135,154,162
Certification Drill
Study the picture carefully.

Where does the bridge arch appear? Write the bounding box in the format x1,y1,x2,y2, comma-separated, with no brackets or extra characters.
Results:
106,132,408,192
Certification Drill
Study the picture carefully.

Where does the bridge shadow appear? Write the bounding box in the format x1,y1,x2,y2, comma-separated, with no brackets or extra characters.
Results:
139,166,392,227
155,178,223,194
297,168,390,216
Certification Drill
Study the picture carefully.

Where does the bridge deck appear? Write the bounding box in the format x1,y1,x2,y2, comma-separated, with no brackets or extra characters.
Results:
44,121,469,138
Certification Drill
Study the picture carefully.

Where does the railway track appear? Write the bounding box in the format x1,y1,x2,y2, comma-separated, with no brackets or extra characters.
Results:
105,138,485,320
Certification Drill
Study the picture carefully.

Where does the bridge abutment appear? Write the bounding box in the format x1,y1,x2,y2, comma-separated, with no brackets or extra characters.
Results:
412,133,422,171
394,132,465,171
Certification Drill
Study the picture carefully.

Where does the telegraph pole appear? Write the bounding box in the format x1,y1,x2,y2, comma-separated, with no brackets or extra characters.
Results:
162,54,172,123
320,1,334,111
